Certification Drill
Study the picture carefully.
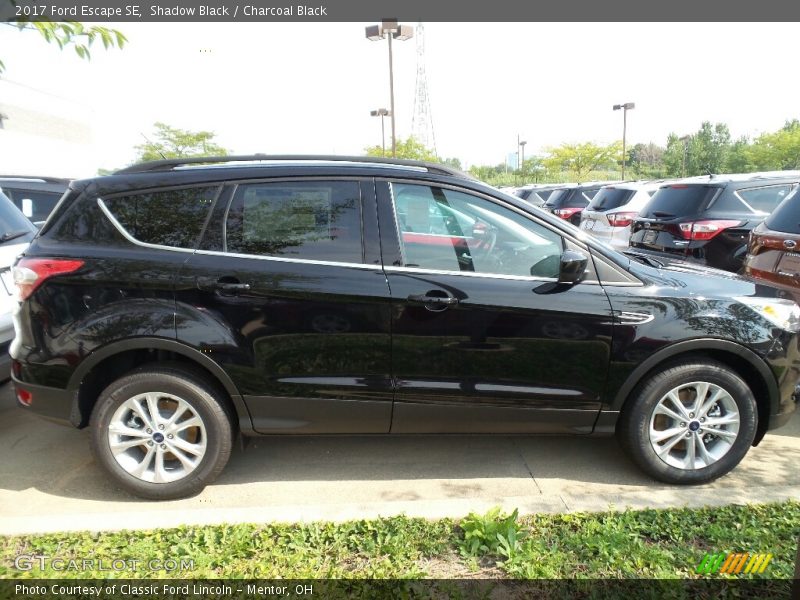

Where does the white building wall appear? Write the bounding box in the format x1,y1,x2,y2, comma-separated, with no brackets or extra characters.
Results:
0,79,98,178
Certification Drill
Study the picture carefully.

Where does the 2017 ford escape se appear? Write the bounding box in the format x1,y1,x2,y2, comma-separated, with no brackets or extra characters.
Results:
11,156,800,499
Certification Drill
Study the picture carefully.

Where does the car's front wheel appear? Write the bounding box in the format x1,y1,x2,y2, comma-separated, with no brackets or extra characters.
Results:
89,366,234,500
618,360,757,484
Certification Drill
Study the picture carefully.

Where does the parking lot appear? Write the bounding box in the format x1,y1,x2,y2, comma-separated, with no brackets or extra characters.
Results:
1,382,798,536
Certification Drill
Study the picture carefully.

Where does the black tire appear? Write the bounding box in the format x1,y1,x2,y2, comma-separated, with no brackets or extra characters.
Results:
89,365,234,500
617,360,757,485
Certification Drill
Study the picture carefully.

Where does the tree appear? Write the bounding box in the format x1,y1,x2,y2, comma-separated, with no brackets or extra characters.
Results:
1,21,126,73
542,141,622,181
663,122,733,177
628,142,665,177
363,136,439,162
135,122,229,162
442,157,462,170
747,120,800,171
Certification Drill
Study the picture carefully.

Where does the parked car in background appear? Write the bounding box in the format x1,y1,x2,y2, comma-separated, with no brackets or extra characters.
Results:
0,176,70,226
514,183,572,207
543,182,613,226
580,181,667,251
629,172,800,272
0,190,38,378
743,186,800,303
10,156,800,500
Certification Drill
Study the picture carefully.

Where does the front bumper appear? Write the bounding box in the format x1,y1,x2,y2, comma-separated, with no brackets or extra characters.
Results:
12,374,77,427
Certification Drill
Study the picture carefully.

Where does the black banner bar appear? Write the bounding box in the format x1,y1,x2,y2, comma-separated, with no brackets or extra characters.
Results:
0,579,795,600
3,0,800,22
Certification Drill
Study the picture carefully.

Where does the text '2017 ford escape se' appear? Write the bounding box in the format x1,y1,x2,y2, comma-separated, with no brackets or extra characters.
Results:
11,156,800,499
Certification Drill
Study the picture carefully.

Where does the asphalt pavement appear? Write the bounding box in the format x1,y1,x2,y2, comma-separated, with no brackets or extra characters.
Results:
0,383,798,535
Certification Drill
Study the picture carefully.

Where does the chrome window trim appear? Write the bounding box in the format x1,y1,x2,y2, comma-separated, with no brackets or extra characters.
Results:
193,248,382,270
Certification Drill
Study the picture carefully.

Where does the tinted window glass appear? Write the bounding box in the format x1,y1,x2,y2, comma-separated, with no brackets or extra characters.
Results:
641,185,720,218
105,186,218,249
588,188,636,211
736,185,793,214
765,189,800,233
392,183,563,278
3,188,63,222
226,181,362,263
0,192,36,245
543,189,568,208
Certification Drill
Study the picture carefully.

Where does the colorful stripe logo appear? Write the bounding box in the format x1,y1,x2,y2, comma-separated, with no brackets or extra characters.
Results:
696,552,773,575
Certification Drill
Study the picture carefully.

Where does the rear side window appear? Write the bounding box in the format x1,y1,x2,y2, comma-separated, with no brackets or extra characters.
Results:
765,189,800,233
588,188,636,211
225,181,362,263
641,185,720,218
104,186,219,249
734,185,793,214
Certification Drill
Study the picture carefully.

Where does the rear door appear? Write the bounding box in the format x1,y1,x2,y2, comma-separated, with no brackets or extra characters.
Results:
175,177,393,434
378,179,614,434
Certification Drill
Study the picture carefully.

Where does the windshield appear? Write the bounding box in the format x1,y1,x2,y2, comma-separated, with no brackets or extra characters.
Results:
0,192,36,244
588,188,636,211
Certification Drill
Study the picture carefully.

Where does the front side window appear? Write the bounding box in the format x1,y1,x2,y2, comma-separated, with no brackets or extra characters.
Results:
225,181,362,263
392,183,563,278
104,185,219,249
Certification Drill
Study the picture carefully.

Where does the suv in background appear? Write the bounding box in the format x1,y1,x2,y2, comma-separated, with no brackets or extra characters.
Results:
629,172,800,272
0,176,70,225
10,156,799,499
580,181,667,252
743,187,800,302
543,182,613,226
514,183,571,207
0,190,38,377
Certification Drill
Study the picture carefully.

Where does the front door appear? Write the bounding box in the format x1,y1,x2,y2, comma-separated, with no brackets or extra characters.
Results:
378,180,614,434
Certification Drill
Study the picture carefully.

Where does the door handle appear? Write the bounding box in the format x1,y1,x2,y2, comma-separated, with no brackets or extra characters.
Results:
407,292,459,306
215,282,251,292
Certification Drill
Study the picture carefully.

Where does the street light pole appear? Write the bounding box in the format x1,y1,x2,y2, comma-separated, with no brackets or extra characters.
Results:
680,135,691,177
370,108,391,156
520,140,527,175
613,102,635,180
366,20,413,158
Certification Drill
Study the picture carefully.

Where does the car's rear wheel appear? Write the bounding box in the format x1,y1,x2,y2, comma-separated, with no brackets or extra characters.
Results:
89,366,234,500
618,360,757,484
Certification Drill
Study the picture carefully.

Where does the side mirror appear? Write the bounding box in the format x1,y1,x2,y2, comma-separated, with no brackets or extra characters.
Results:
557,250,588,285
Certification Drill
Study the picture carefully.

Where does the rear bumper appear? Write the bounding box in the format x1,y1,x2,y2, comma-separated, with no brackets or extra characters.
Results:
12,374,77,427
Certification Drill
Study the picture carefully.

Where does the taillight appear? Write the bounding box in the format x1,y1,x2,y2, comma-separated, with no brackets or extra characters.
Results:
13,258,84,301
16,388,32,406
554,207,583,219
607,212,637,227
677,220,742,241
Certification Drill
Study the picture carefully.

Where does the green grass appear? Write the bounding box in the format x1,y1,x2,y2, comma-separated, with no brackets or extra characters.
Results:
1,501,797,580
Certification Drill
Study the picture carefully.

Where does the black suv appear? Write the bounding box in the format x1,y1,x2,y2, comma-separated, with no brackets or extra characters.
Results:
0,176,70,225
542,182,612,226
629,172,800,272
11,156,800,499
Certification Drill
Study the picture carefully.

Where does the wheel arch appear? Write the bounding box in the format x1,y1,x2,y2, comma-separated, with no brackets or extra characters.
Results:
67,337,254,434
611,338,777,445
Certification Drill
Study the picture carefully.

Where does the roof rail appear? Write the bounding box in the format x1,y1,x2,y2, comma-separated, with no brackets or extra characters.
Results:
114,155,475,180
0,175,72,183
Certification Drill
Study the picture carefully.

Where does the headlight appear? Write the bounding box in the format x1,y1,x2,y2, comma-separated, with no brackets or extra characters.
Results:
736,297,800,332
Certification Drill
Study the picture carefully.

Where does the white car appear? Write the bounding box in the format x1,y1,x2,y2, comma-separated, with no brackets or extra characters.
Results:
579,181,671,251
0,191,38,377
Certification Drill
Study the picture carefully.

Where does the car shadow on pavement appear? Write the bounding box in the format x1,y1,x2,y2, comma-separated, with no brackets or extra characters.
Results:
1,385,798,505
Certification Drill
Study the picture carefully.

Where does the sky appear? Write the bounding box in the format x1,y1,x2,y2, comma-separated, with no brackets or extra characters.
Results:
1,22,799,175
